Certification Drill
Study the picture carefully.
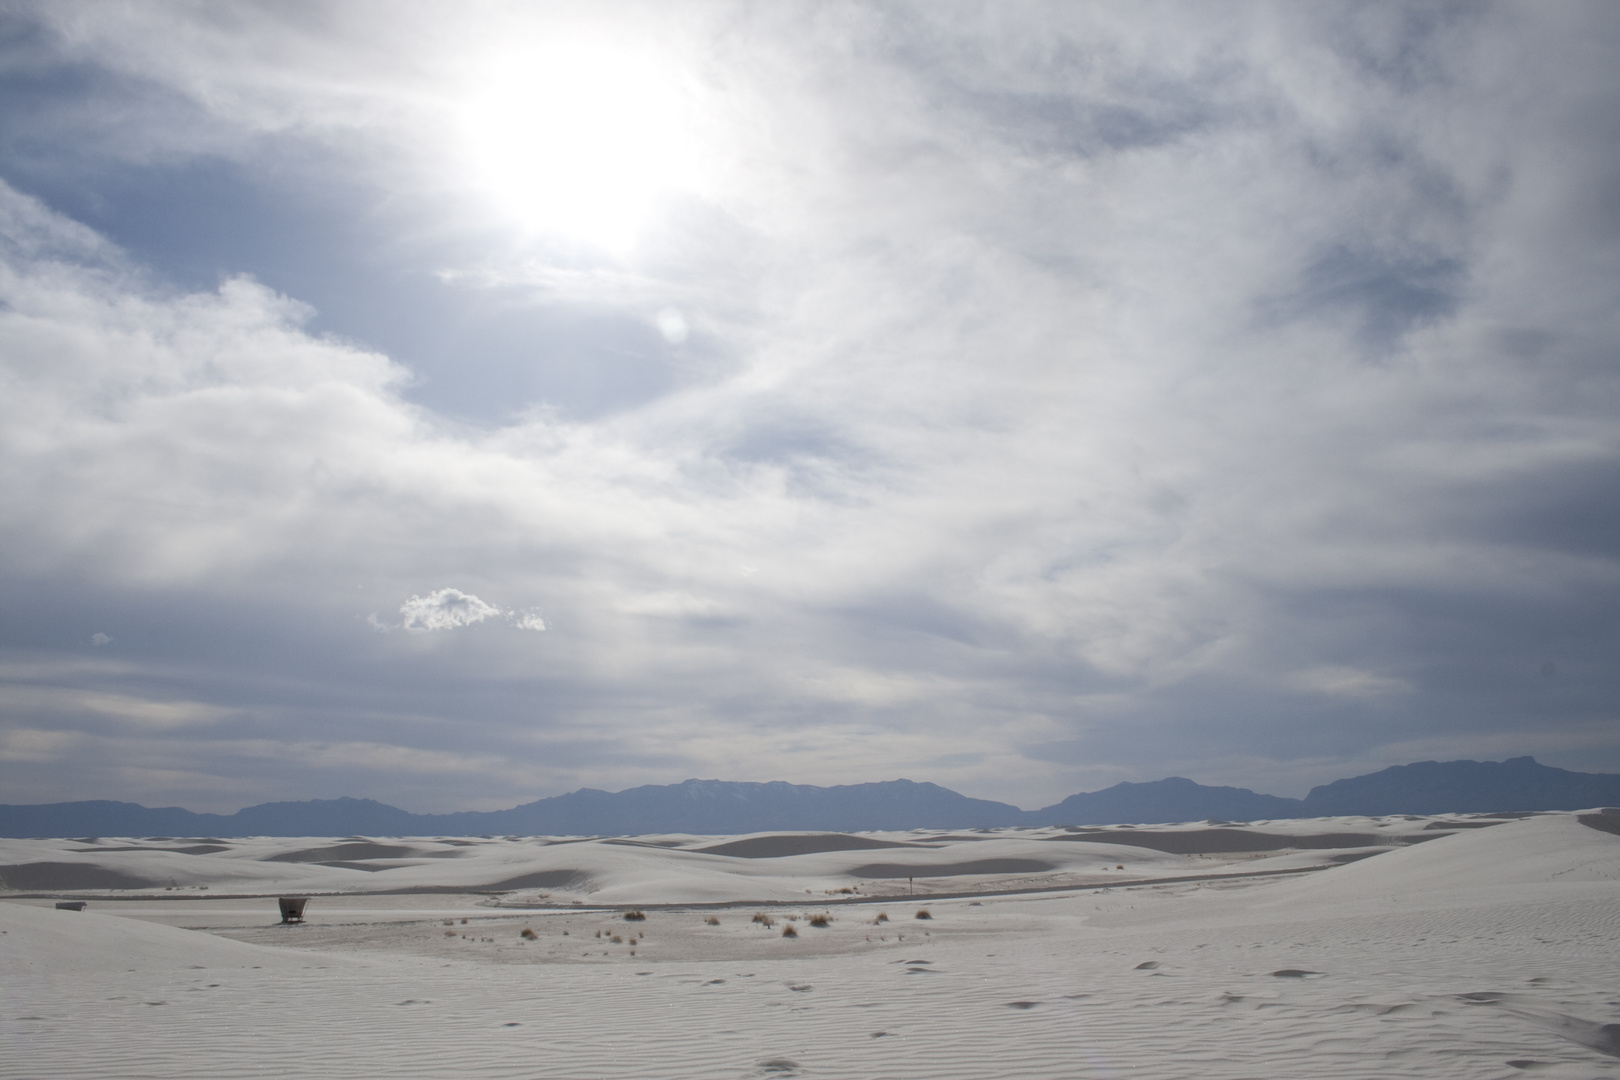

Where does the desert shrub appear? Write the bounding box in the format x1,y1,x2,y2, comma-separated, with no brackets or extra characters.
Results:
443,919,455,926
782,925,798,938
444,930,457,937
808,914,831,928
461,918,468,924
610,935,623,944
874,912,889,924
705,916,721,926
915,909,931,920
624,910,646,921
752,913,775,927
520,927,538,940
1116,864,1124,870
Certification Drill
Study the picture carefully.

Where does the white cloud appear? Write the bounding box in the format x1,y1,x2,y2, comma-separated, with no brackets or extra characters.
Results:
391,589,546,633
506,609,548,632
398,588,502,633
90,632,112,646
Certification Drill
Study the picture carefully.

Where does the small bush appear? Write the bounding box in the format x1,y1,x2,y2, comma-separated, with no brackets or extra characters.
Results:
624,910,646,921
782,925,798,938
874,912,889,924
808,914,831,928
1116,864,1124,870
915,909,932,920
461,918,468,924
520,927,538,940
705,916,721,926
444,930,457,937
610,934,623,944
752,913,775,927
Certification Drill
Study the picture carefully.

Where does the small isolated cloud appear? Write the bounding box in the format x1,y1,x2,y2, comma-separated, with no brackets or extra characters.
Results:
506,609,547,631
399,588,501,632
90,633,112,646
394,589,545,633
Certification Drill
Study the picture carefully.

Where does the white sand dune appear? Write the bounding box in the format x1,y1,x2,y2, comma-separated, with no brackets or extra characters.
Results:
4,810,1618,1078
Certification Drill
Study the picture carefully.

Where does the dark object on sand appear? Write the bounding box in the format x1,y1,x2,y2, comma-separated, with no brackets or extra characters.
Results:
54,901,87,911
278,897,309,923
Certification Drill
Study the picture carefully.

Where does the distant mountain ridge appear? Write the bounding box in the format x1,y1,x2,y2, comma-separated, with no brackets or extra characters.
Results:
3,757,1616,838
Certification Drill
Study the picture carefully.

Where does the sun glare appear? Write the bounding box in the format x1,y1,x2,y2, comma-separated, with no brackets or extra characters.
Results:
458,42,699,251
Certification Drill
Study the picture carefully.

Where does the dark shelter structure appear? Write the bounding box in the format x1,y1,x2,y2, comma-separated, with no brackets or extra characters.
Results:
278,897,309,923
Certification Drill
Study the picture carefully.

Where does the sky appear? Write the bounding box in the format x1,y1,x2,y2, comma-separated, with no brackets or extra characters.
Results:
0,1,1617,814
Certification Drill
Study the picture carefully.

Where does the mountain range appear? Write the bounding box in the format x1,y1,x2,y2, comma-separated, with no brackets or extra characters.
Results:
3,756,1617,838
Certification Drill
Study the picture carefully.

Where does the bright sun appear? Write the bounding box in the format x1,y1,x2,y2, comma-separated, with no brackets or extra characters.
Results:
458,42,698,251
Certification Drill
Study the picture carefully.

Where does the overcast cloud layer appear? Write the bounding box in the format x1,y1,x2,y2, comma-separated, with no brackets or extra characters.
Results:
1,1,1616,813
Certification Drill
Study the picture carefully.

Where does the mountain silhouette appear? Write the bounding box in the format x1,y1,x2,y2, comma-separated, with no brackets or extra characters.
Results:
3,757,1616,838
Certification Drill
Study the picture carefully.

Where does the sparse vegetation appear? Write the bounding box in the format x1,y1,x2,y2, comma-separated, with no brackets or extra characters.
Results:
610,935,623,944
444,930,457,937
873,912,889,924
624,910,646,921
808,914,831,927
520,927,538,940
782,925,798,938
915,909,932,920
705,916,721,926
752,913,775,927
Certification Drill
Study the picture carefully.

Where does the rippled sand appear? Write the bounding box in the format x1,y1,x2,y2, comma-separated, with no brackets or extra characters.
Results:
4,811,1618,1078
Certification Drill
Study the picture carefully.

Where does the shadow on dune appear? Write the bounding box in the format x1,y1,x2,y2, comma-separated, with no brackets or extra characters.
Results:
695,834,928,859
0,862,157,890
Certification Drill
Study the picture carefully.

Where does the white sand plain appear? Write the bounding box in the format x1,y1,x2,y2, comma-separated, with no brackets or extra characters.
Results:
3,811,1617,1078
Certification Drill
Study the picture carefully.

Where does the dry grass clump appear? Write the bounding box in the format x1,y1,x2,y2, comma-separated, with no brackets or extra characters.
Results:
808,914,832,928
872,912,890,924
705,916,721,926
781,924,798,938
915,909,932,920
752,913,775,928
610,934,623,944
624,909,646,921
444,930,457,937
520,927,538,940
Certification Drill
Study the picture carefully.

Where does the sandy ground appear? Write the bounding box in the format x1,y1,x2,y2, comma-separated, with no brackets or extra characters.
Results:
3,811,1618,1078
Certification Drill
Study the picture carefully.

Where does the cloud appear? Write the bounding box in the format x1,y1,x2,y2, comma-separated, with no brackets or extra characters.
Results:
506,609,548,632
90,633,112,646
0,3,1616,811
398,588,502,632
393,589,545,633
